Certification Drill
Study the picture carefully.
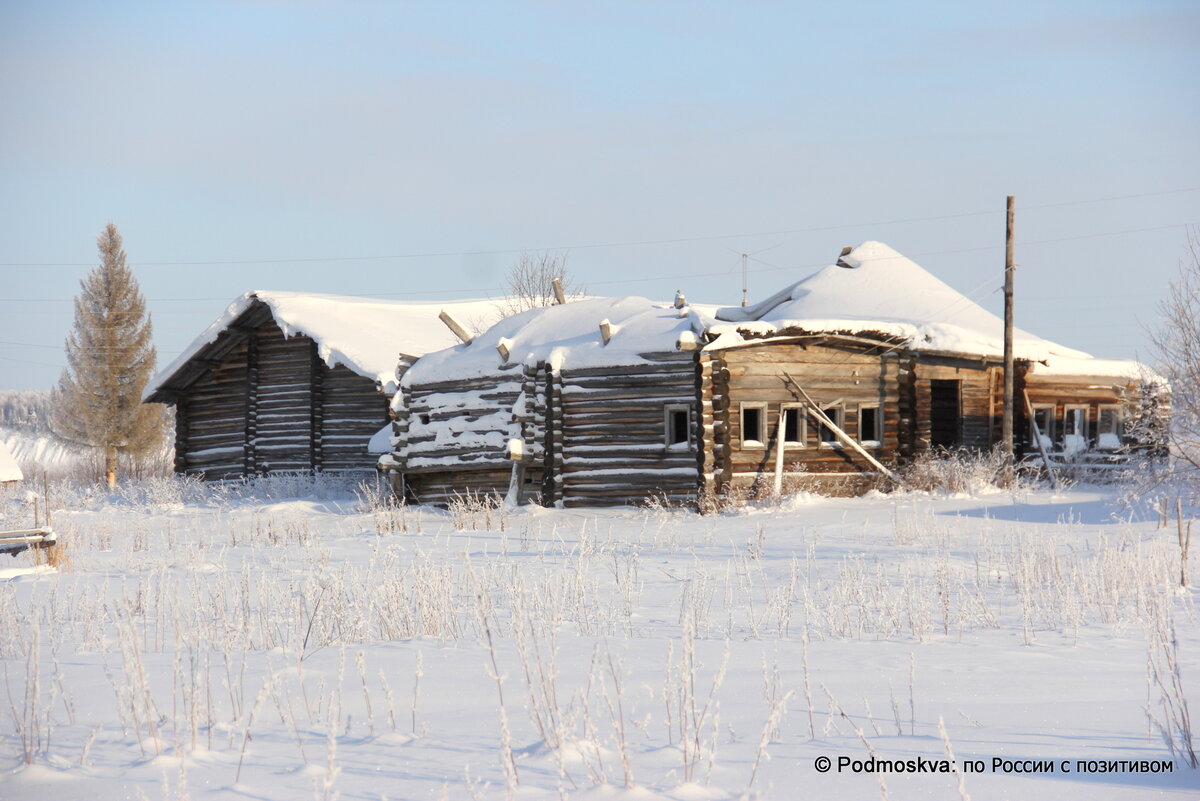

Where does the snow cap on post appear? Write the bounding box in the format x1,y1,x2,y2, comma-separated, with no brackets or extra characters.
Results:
496,337,514,362
598,319,616,345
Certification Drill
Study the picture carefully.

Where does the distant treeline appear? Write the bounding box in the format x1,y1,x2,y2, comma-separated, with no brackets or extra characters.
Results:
0,390,52,434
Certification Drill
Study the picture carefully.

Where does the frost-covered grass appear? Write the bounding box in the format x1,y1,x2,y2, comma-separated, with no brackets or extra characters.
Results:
0,479,1197,799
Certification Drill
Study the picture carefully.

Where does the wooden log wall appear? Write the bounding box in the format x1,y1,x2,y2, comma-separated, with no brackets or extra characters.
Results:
174,319,389,479
179,339,249,479
697,351,724,496
909,358,997,453
542,365,563,505
557,352,698,507
715,341,901,490
399,368,528,505
322,364,391,473
252,323,314,473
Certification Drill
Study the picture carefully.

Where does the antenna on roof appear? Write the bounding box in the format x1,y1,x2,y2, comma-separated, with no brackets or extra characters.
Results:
740,253,749,307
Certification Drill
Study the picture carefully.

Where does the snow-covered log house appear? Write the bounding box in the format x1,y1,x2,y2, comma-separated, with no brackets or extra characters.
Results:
385,242,1161,506
144,292,496,480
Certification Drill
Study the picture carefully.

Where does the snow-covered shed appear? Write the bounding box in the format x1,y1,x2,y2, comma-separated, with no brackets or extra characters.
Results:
388,242,1158,505
0,440,23,485
145,292,497,480
391,296,712,506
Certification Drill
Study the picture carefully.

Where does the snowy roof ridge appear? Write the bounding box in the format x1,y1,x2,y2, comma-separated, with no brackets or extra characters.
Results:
706,241,1152,378
404,296,720,385
145,291,502,400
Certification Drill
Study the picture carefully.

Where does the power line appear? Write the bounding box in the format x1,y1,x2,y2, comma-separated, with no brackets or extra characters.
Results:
1,185,1196,269
0,219,1194,305
0,340,183,354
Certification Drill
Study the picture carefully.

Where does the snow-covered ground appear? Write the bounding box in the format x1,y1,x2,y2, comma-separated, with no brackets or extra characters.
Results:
0,480,1196,800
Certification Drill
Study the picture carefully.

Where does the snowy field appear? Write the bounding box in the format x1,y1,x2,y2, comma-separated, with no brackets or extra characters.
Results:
1,478,1197,800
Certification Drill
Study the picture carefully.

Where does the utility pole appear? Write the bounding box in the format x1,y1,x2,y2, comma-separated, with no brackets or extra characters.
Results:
1002,196,1016,474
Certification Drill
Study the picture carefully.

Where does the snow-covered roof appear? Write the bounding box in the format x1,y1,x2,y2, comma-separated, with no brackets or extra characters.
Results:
404,296,719,384
146,291,500,400
707,241,1153,380
0,440,23,483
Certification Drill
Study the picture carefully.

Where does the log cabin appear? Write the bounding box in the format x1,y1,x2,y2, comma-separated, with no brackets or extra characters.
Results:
144,292,497,480
386,242,1163,506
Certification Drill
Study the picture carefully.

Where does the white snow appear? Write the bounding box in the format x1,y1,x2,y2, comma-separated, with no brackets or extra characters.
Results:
709,241,1157,380
367,423,394,455
405,297,719,384
146,291,502,398
0,439,23,483
0,482,1195,800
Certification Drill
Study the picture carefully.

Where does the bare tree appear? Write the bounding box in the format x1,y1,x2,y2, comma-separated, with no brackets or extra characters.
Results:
1149,228,1200,485
51,223,163,487
499,251,582,316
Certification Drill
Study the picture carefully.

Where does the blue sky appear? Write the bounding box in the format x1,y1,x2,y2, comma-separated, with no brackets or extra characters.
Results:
2,0,1198,390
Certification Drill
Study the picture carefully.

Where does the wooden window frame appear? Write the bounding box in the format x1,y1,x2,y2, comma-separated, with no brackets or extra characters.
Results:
1030,403,1056,446
817,403,845,448
1062,404,1089,437
780,403,807,448
740,402,767,449
858,403,882,447
664,404,693,449
1097,404,1122,450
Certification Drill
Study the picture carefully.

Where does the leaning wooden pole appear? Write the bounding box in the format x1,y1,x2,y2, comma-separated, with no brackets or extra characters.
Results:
1022,389,1059,490
1002,195,1016,476
783,373,901,485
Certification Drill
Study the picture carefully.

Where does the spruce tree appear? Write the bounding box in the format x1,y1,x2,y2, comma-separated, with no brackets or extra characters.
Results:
51,223,161,487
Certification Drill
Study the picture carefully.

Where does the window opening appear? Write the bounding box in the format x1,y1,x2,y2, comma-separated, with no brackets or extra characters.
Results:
665,405,691,446
1062,404,1090,455
818,405,843,445
859,405,881,445
1097,405,1122,450
1031,404,1056,448
782,404,804,446
741,404,765,447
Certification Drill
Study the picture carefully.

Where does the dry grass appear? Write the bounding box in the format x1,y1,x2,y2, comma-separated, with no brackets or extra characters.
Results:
31,537,71,571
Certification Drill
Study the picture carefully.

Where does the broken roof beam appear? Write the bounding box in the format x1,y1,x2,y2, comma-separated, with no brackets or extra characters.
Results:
439,310,473,345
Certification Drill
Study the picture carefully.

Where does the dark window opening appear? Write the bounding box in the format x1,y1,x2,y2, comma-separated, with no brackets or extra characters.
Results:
860,406,880,443
783,407,802,444
1031,407,1055,445
742,406,763,444
929,379,961,449
819,406,842,444
669,408,690,445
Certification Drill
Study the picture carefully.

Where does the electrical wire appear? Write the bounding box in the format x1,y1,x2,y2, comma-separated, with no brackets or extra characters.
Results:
1,186,1195,269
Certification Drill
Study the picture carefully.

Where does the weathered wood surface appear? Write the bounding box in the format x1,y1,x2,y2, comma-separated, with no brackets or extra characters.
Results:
715,342,901,489
0,526,57,555
173,317,388,479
